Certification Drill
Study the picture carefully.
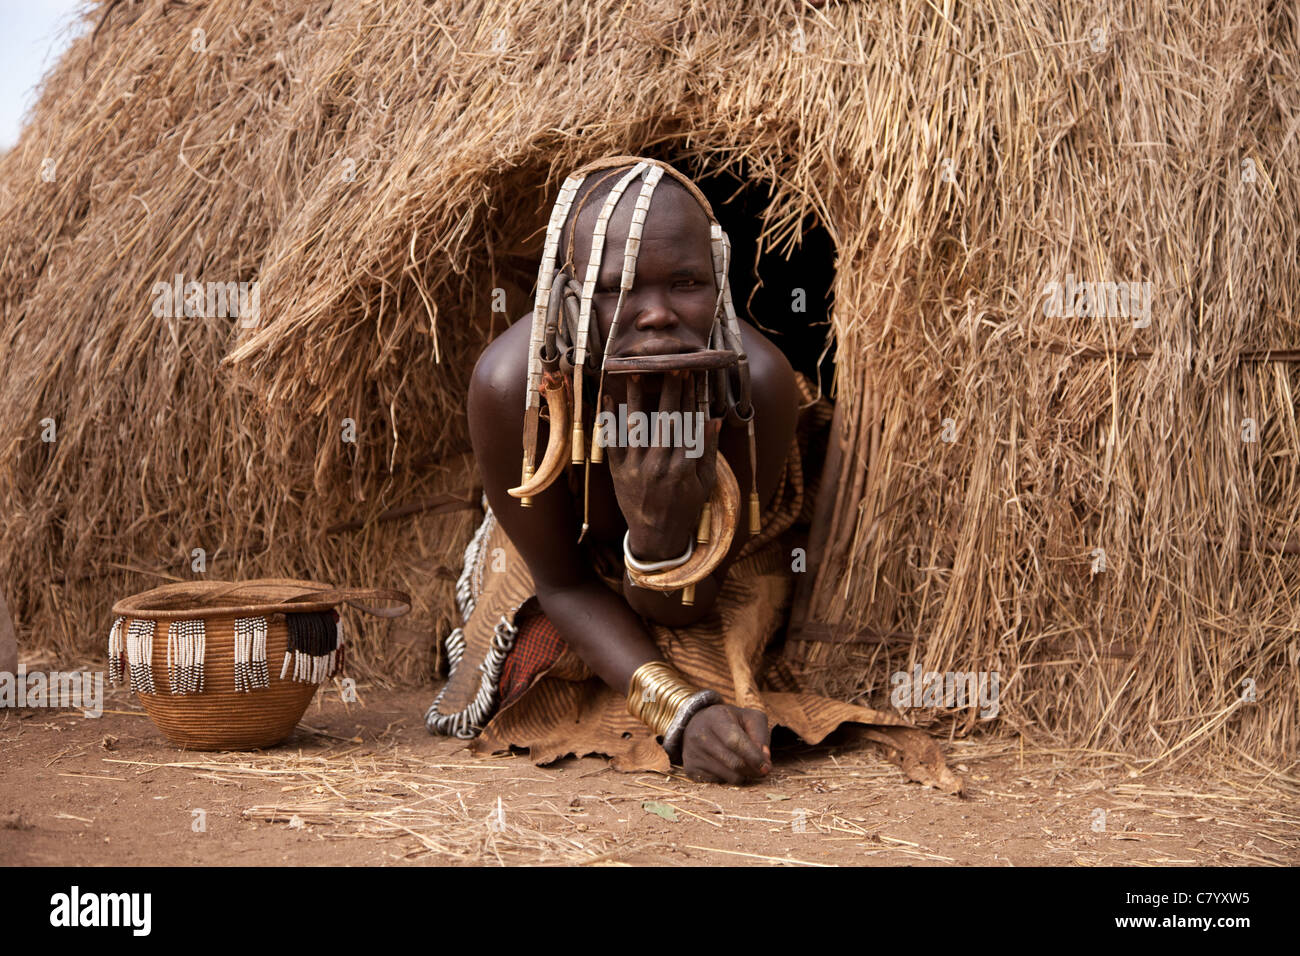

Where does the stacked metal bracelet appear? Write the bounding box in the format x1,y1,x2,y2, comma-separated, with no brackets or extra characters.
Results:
626,660,723,764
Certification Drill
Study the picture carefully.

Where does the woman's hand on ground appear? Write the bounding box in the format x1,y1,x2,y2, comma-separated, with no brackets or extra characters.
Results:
679,704,772,784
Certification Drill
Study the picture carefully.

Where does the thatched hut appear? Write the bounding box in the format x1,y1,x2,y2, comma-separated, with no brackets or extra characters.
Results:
2,0,1297,769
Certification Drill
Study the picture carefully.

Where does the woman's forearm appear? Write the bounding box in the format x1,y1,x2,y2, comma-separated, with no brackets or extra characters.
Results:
533,578,663,694
622,567,720,628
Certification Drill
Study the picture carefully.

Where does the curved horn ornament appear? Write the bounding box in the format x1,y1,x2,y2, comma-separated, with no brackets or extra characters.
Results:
624,453,741,591
508,371,571,500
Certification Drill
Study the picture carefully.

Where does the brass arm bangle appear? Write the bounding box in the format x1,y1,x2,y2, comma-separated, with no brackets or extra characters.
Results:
626,661,721,762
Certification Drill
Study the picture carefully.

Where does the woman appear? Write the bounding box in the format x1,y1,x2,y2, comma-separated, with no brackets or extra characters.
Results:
427,156,911,785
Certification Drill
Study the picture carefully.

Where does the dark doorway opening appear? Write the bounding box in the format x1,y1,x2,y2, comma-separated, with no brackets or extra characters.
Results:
689,160,838,396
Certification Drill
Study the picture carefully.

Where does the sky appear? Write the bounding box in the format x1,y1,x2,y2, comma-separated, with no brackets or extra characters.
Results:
0,1,92,152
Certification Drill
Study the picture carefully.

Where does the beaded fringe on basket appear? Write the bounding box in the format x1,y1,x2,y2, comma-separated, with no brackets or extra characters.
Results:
233,616,270,693
281,610,343,685
125,619,157,694
110,610,343,695
166,619,206,695
108,616,125,686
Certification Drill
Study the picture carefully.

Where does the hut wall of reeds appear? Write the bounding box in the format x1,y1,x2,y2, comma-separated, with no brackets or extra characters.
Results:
2,0,1297,767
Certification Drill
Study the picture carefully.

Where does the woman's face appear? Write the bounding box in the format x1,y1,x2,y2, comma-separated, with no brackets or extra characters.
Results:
561,179,719,380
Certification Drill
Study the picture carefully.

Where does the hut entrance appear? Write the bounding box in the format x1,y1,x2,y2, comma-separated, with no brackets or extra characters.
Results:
688,158,841,645
691,161,838,395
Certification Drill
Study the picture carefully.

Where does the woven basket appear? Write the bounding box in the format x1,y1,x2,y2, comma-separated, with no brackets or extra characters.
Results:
108,579,410,750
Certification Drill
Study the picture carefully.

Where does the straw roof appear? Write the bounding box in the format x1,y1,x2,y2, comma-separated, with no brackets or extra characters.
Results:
2,0,1297,768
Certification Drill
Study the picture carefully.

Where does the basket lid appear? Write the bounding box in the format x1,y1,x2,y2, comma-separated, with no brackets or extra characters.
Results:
111,578,411,620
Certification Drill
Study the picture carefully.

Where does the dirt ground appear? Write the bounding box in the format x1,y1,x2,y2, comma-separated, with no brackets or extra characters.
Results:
2,682,1296,867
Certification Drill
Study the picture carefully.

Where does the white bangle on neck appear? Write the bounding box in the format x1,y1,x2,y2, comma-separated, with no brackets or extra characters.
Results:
623,531,694,572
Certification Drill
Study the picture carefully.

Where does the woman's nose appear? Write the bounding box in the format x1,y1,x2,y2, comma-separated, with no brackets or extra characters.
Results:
631,290,677,331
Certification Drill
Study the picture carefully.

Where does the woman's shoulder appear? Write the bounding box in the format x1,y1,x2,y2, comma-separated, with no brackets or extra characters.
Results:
737,319,799,419
468,315,532,423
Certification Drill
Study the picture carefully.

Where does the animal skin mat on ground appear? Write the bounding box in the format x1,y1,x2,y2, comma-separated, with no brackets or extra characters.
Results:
427,372,962,792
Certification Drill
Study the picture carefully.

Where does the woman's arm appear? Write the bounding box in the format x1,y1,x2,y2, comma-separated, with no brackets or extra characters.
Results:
467,331,658,694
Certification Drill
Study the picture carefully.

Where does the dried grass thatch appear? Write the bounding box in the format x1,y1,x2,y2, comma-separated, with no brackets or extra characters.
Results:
2,0,1297,769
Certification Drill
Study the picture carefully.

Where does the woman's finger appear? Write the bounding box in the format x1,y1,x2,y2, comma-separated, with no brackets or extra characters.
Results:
681,370,700,417
626,374,643,414
693,753,745,786
736,708,771,760
696,419,721,490
621,375,648,465
601,393,625,466
657,369,682,417
685,766,724,785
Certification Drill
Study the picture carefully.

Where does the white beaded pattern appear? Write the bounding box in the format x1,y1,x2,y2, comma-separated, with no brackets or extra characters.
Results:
233,616,269,693
166,619,206,695
125,619,157,694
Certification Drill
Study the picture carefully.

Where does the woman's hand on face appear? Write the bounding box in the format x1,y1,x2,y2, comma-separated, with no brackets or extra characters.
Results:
679,704,771,784
602,370,722,560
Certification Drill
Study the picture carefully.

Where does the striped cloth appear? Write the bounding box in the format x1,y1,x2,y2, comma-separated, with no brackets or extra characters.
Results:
445,370,936,775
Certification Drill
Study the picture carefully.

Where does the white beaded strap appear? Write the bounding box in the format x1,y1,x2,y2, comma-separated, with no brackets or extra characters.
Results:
574,163,649,375
424,611,522,739
594,165,665,413
708,221,729,321
623,531,694,572
425,506,516,739
526,172,588,413
705,219,736,410
567,164,651,479
459,499,495,622
720,238,747,365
